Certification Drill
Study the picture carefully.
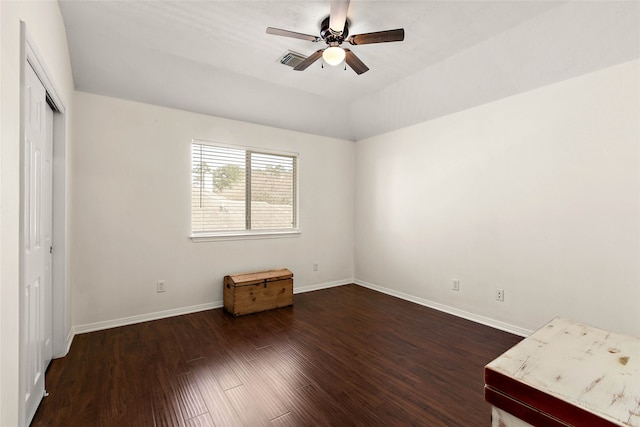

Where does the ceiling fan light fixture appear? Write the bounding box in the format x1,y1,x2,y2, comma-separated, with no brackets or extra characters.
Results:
323,46,345,66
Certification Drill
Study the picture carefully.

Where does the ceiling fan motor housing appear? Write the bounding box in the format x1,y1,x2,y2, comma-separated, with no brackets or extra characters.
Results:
320,17,349,44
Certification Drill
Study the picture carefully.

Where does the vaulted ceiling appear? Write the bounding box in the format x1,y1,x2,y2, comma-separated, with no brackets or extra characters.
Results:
59,1,639,141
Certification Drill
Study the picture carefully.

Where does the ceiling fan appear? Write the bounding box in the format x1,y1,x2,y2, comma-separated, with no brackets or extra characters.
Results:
266,0,405,75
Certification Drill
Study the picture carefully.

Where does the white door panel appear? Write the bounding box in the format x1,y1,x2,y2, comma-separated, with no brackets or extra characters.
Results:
22,62,52,425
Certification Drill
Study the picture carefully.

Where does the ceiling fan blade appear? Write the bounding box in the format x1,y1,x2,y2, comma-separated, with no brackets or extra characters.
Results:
266,27,320,42
293,49,324,71
344,49,369,75
329,0,350,33
347,28,405,45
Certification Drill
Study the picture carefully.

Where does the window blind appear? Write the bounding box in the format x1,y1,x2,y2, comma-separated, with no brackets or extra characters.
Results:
192,142,297,234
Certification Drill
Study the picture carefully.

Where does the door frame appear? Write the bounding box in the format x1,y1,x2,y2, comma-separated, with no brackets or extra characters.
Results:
19,21,69,425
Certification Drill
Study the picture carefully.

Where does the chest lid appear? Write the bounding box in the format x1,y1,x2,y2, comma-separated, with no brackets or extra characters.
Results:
225,268,293,287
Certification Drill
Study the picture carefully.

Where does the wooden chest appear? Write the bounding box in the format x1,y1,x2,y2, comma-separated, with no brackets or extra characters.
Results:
223,269,293,316
485,317,639,427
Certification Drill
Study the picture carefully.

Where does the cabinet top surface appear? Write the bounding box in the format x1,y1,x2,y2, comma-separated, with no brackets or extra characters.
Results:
486,317,640,426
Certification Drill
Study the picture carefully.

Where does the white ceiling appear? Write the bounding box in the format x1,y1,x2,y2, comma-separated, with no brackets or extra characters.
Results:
58,1,640,141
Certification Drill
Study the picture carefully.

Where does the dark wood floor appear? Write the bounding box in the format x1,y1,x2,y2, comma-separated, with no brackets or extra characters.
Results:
32,284,522,426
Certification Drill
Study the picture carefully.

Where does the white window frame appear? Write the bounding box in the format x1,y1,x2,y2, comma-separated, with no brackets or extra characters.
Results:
190,139,300,242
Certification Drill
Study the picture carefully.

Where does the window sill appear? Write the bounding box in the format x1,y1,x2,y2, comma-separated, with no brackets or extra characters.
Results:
190,229,301,243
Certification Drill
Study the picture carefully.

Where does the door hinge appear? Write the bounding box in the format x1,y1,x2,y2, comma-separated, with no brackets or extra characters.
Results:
50,246,53,254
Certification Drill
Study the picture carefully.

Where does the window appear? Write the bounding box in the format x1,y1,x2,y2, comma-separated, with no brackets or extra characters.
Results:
191,141,298,238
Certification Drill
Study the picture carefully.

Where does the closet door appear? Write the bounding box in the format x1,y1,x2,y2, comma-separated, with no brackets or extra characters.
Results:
22,62,52,425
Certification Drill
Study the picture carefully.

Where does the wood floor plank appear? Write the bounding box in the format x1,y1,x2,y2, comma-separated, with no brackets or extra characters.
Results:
224,384,273,426
151,367,187,427
187,358,245,426
291,383,357,426
184,412,216,427
32,284,522,426
261,350,313,391
190,351,243,392
225,357,290,423
110,392,157,427
174,372,209,421
268,411,300,426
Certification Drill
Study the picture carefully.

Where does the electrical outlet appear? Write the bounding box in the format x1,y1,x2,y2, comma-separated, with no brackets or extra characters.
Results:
452,280,460,291
157,280,166,293
496,288,504,302
313,262,319,272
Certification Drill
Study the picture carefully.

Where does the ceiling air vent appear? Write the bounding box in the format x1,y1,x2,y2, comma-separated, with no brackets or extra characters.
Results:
278,50,307,68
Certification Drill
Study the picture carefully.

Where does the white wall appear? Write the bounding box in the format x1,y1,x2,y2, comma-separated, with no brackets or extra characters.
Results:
355,60,640,337
0,1,74,425
70,92,354,329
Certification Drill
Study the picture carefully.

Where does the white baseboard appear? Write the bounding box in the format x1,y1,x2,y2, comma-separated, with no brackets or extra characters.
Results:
52,328,75,360
294,278,354,294
354,279,533,337
71,279,354,337
65,328,74,354
72,301,223,336
70,277,529,345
